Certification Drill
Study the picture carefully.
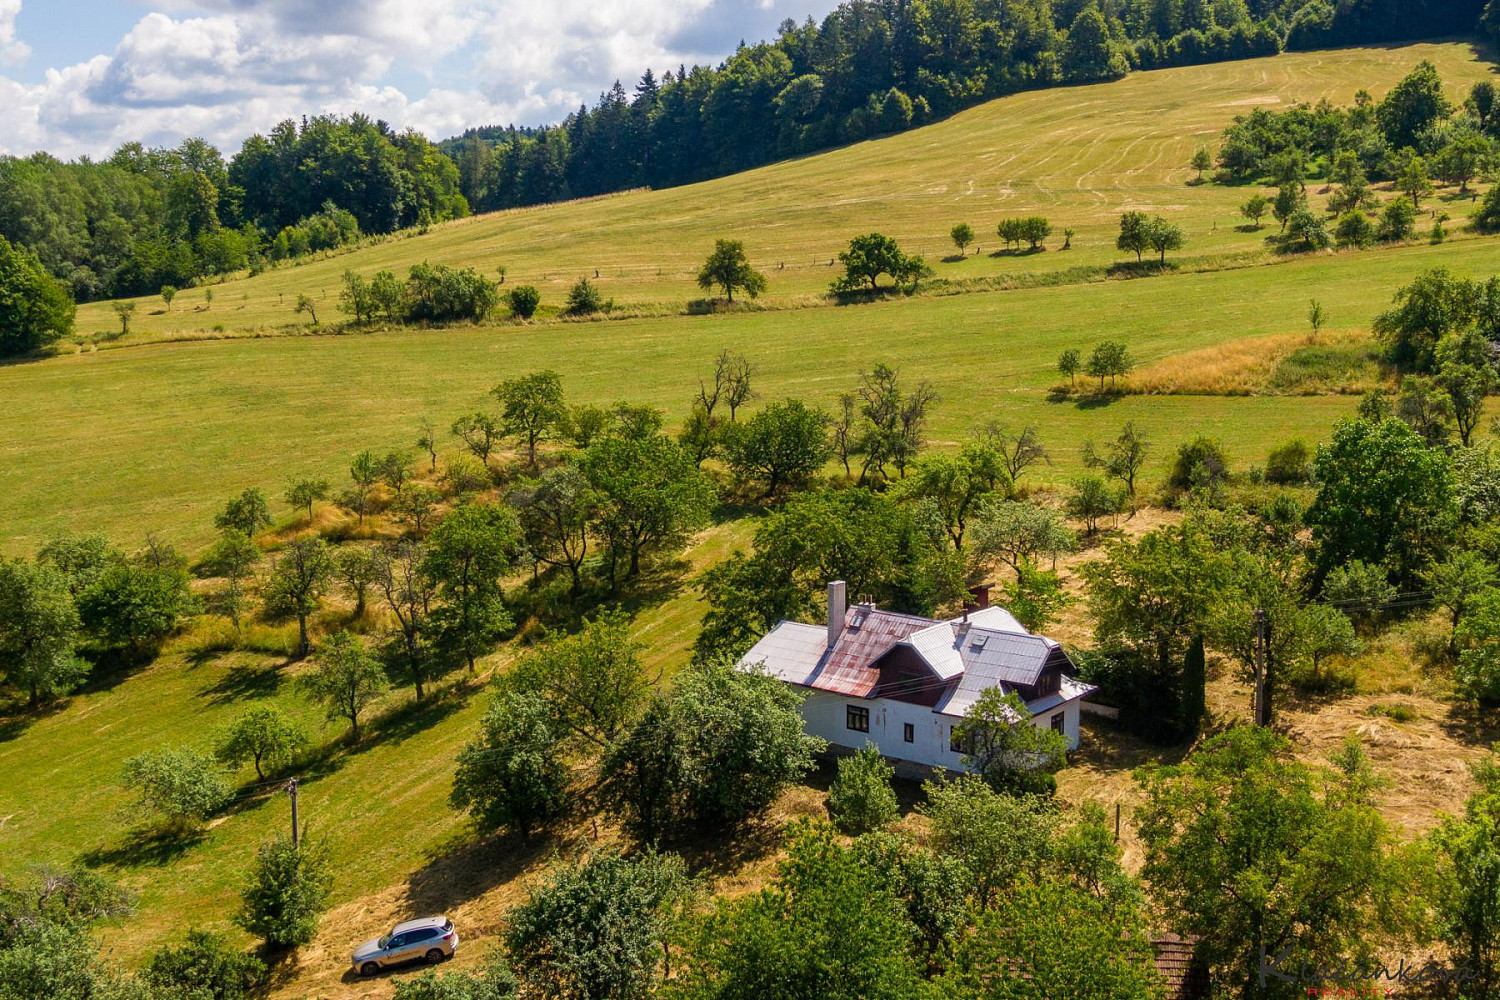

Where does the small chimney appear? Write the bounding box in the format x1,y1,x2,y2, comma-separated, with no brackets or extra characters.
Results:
827,580,847,649
968,583,992,610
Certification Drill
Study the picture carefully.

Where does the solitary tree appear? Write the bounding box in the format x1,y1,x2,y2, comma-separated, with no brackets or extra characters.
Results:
112,301,136,338
299,630,386,741
283,478,330,520
160,285,177,312
950,222,975,256
201,529,260,627
416,417,439,471
493,370,566,467
1136,727,1401,998
294,294,317,326
236,834,333,950
0,558,88,707
215,488,273,537
215,706,308,781
450,690,570,841
262,536,334,657
504,848,692,1000
721,399,832,497
424,501,519,670
1116,211,1150,261
1240,195,1270,229
452,412,503,467
827,743,899,835
1057,348,1081,386
696,239,767,302
1145,216,1184,264
121,746,232,832
1082,422,1150,496
509,465,599,594
1190,146,1212,181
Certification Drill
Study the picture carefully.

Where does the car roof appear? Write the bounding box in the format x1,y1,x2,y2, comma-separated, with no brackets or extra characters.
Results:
392,916,449,934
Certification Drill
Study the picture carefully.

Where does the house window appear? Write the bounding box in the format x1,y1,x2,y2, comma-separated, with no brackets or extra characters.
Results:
903,723,915,743
1050,712,1065,733
846,705,870,733
949,727,968,754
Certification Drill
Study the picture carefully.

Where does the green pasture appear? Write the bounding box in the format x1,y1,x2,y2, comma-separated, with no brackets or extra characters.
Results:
6,233,1500,556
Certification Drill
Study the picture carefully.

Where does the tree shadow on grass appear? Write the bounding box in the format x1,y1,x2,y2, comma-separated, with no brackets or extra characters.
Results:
0,699,70,744
989,247,1045,258
334,682,477,763
79,824,207,869
75,646,155,697
1047,388,1124,409
199,661,287,706
1436,701,1500,749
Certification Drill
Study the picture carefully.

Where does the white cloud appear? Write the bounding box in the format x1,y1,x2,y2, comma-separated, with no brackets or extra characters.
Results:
0,0,829,157
0,0,30,67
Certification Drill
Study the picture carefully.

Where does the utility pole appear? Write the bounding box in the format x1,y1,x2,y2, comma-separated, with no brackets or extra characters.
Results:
1253,609,1268,727
286,777,300,848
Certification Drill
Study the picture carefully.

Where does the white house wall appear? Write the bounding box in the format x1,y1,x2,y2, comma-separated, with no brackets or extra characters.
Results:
797,689,1084,774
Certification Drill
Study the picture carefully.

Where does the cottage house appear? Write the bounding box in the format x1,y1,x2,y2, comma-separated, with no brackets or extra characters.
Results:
737,580,1096,774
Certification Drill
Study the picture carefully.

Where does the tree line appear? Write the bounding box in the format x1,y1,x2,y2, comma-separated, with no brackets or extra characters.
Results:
0,116,467,303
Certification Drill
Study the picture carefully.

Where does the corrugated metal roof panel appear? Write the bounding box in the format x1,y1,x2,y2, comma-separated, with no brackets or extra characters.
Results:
804,607,930,697
738,622,827,686
952,604,1028,634
904,622,966,680
936,628,1055,717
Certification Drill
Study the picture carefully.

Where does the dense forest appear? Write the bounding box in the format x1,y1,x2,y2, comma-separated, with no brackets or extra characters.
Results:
0,0,1493,302
440,0,1494,212
0,116,466,301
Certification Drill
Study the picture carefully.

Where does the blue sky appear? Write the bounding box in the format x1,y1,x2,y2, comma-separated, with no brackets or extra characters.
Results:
0,0,834,157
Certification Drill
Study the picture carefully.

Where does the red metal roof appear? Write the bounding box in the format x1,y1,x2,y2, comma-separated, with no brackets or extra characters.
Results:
805,606,932,697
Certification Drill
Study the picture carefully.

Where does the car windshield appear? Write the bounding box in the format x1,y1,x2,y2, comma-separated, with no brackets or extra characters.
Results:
378,935,391,948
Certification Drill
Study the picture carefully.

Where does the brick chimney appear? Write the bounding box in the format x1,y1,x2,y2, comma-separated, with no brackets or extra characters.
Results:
827,580,847,649
967,583,992,609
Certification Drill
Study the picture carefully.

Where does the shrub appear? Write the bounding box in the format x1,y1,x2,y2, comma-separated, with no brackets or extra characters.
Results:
121,746,232,829
404,263,499,322
1265,439,1312,484
77,562,195,648
1320,560,1397,628
1473,184,1500,233
1168,436,1229,490
826,744,899,835
144,929,268,1000
1377,196,1418,242
564,277,605,315
1334,211,1374,248
393,960,519,1000
508,285,541,319
235,834,333,949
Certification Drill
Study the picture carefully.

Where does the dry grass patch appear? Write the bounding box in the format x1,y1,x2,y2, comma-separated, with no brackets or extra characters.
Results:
1126,328,1384,396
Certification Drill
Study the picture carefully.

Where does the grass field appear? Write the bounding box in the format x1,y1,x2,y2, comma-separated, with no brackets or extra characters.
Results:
67,40,1497,338
5,233,1500,555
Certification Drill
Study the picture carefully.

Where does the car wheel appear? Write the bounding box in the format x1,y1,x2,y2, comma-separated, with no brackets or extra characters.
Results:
359,962,380,977
425,948,445,964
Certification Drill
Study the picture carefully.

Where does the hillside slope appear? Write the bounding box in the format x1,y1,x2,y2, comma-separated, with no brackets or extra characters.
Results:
70,40,1496,337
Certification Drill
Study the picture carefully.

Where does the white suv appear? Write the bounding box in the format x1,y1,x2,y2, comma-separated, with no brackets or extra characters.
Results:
351,916,459,976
